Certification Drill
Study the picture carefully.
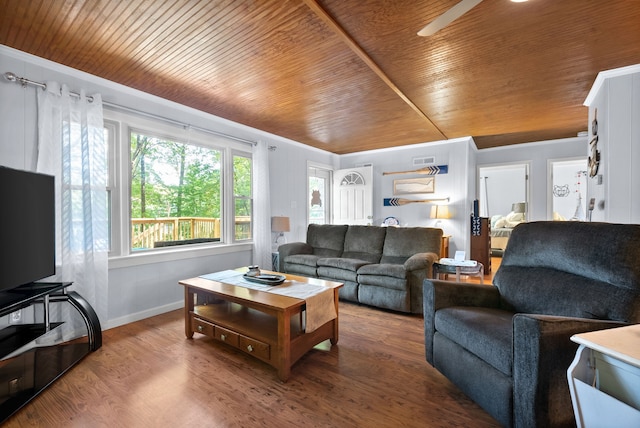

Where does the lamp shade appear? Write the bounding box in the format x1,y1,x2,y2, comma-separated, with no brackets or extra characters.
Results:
512,202,527,214
271,216,290,233
430,205,450,220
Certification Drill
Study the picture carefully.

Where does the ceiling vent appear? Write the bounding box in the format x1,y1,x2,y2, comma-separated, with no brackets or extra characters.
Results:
412,156,435,166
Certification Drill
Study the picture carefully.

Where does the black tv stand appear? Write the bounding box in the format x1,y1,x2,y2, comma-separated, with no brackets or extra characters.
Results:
0,282,102,422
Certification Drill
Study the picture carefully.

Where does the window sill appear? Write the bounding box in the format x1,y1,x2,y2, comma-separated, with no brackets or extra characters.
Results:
108,242,253,269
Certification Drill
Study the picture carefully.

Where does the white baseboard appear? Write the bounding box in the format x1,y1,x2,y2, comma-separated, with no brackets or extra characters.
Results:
105,300,184,330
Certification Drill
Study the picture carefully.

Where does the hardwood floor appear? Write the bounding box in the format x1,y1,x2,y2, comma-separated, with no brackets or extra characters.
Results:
5,299,500,427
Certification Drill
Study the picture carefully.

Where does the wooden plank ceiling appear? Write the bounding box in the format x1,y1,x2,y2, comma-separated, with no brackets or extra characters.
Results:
1,0,639,154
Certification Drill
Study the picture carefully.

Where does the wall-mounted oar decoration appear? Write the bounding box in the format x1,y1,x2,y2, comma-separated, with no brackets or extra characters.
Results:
384,197,449,206
383,165,448,176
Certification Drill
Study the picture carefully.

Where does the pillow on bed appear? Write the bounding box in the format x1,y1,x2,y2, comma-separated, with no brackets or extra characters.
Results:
494,217,507,229
505,211,524,227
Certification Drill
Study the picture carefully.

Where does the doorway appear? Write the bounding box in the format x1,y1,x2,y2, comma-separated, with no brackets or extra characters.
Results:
478,163,529,219
308,163,332,225
549,158,588,221
332,166,373,225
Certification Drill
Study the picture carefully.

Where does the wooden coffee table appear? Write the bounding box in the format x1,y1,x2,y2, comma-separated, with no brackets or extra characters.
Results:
179,270,343,381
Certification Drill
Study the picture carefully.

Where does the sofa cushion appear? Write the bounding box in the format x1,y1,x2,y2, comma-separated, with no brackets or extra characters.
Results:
358,283,410,312
435,307,514,376
496,266,640,321
317,266,359,283
285,254,320,267
357,273,406,291
341,225,386,263
380,226,442,264
307,224,348,257
499,222,640,288
495,221,640,322
317,257,371,272
358,263,406,279
332,280,358,302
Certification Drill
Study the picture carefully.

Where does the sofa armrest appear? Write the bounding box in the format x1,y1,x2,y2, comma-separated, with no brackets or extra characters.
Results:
425,280,501,311
423,280,501,364
404,252,439,272
402,252,439,314
512,314,629,427
277,242,313,271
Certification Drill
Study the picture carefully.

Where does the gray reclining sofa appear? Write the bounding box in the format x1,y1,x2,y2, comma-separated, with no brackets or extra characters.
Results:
423,221,640,427
278,224,442,314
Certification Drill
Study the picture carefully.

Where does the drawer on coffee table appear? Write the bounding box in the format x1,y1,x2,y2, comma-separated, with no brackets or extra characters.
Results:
214,325,239,346
239,335,270,360
192,316,215,337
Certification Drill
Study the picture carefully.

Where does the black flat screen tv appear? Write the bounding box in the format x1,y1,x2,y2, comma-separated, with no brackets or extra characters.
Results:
0,167,56,292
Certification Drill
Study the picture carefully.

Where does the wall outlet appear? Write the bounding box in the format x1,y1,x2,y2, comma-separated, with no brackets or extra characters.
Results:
10,310,21,324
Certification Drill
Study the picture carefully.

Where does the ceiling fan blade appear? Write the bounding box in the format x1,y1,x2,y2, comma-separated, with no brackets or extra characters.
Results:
417,0,483,36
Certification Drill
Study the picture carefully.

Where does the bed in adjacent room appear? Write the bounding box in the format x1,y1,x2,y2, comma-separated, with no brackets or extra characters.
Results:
490,210,525,256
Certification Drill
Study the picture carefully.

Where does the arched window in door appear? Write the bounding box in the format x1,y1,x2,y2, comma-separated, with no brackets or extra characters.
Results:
340,172,365,186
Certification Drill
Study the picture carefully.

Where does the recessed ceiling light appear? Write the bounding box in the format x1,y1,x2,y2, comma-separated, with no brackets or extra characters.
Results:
511,0,528,3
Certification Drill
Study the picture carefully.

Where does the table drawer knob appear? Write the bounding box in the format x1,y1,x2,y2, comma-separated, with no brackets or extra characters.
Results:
197,325,204,332
246,344,254,352
220,334,226,341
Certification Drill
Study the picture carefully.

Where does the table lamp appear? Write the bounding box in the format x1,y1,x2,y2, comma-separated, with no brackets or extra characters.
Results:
430,205,450,228
512,202,527,221
271,216,290,246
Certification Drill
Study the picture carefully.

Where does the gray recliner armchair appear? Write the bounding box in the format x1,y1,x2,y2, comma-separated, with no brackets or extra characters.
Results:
423,221,640,427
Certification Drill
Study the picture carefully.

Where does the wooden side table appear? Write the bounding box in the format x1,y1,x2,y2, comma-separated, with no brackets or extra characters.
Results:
441,235,450,259
470,217,491,273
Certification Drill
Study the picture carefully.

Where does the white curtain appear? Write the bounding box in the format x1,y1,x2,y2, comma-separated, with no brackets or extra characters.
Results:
252,141,272,270
36,81,108,327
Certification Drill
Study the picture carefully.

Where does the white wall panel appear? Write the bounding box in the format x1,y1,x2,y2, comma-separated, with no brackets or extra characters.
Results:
585,65,640,224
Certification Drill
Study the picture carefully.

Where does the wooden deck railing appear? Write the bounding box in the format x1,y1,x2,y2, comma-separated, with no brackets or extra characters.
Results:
131,216,250,249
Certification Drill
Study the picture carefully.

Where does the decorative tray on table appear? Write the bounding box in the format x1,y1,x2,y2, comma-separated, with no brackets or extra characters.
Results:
242,274,286,286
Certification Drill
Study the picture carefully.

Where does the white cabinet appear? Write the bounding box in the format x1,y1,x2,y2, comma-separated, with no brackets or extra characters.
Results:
568,325,640,427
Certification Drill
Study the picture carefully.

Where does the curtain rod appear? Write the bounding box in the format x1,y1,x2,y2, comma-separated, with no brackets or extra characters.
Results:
102,102,256,146
3,71,257,147
4,71,94,102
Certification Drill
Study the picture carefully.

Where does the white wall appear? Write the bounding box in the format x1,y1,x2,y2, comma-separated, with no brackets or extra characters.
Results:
340,136,590,254
584,65,640,224
340,138,476,254
478,164,528,218
268,141,338,244
551,159,588,221
476,137,588,221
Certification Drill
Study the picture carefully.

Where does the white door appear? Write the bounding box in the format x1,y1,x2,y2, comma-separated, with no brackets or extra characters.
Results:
333,166,373,225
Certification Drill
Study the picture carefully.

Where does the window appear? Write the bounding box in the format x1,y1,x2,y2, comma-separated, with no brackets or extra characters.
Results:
104,120,118,255
233,153,252,240
129,130,223,250
104,109,253,257
308,164,332,225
